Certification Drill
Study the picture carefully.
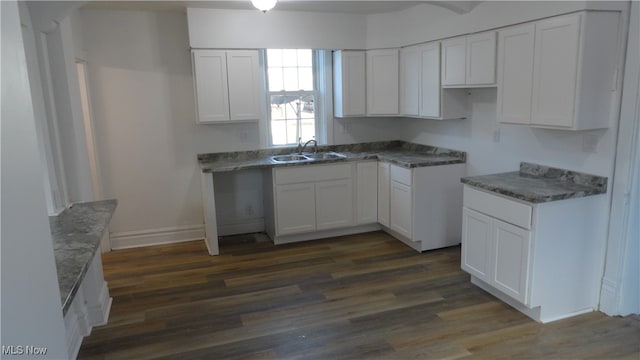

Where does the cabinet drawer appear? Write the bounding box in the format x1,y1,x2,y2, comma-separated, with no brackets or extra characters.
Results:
275,163,352,185
463,186,532,230
390,165,412,186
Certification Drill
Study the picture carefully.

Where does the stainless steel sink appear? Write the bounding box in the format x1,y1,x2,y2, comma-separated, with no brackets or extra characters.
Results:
269,154,312,163
269,152,346,163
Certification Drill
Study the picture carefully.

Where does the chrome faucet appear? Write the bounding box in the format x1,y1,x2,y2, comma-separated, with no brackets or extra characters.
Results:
297,138,318,154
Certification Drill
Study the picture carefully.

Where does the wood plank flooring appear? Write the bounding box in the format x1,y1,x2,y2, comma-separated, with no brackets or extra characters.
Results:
79,231,640,359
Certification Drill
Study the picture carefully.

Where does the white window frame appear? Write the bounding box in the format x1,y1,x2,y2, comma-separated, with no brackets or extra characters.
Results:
262,49,332,147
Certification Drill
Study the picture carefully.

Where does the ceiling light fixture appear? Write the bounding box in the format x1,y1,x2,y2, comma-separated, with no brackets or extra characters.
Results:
251,0,277,13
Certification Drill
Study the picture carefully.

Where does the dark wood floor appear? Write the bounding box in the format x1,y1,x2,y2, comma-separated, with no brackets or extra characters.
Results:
79,231,639,359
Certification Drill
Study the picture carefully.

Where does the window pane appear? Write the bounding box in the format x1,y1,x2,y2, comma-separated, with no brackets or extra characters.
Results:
297,49,312,67
282,49,298,67
267,49,282,67
283,68,299,91
271,120,287,145
286,120,299,144
298,67,313,91
270,103,286,121
300,119,315,141
266,49,317,146
268,68,283,91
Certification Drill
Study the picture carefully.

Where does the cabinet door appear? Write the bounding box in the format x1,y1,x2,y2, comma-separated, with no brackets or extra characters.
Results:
531,14,581,128
390,181,412,239
377,162,390,227
497,24,535,125
192,50,230,123
400,46,420,116
441,37,466,86
275,184,316,235
461,208,493,283
356,162,378,224
420,42,441,118
366,49,399,115
226,50,261,121
492,219,532,304
466,31,496,85
333,50,366,117
316,180,354,230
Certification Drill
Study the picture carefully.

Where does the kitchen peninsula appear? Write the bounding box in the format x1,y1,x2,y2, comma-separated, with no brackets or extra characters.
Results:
50,199,117,356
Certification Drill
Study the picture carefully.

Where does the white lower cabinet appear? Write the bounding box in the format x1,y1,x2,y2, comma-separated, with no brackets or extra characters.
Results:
461,185,607,323
379,162,465,252
461,207,493,282
462,207,531,304
316,179,353,230
265,160,464,252
275,183,316,235
377,162,390,227
267,162,367,244
356,161,378,224
389,180,412,239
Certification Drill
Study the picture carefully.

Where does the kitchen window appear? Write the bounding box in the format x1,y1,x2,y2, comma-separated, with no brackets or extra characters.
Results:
265,49,324,146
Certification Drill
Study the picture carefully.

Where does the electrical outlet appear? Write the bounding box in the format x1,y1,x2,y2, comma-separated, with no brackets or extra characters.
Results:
582,134,598,153
342,122,353,133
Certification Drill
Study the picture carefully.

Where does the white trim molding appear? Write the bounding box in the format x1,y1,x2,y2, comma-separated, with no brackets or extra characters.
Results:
110,224,205,250
600,1,640,316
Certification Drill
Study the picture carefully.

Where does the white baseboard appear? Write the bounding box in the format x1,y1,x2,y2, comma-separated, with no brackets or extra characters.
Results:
110,225,205,250
218,218,265,236
598,277,619,315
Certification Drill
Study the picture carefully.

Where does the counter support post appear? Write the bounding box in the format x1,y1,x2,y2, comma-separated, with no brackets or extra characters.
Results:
201,172,219,255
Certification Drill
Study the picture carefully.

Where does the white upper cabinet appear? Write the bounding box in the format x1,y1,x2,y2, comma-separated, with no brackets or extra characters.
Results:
366,49,399,116
442,32,496,87
192,49,260,124
531,14,581,129
192,50,230,122
441,37,467,86
498,11,620,130
496,24,535,125
333,50,366,117
400,46,420,117
419,42,444,118
466,32,497,85
400,42,468,120
226,51,261,121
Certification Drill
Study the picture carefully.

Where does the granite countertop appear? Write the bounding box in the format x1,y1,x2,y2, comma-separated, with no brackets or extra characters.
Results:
50,199,117,314
198,141,466,173
461,162,607,203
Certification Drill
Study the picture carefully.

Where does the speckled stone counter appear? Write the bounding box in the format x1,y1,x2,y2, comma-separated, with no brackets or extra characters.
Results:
50,199,117,314
198,141,466,173
461,162,607,203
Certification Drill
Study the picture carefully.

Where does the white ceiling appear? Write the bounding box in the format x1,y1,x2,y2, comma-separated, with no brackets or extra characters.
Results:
83,1,481,15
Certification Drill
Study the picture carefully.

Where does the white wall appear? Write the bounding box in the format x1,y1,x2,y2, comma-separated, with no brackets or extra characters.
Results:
82,8,399,247
1,1,69,357
333,117,403,144
82,9,264,247
401,89,617,177
187,8,367,49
